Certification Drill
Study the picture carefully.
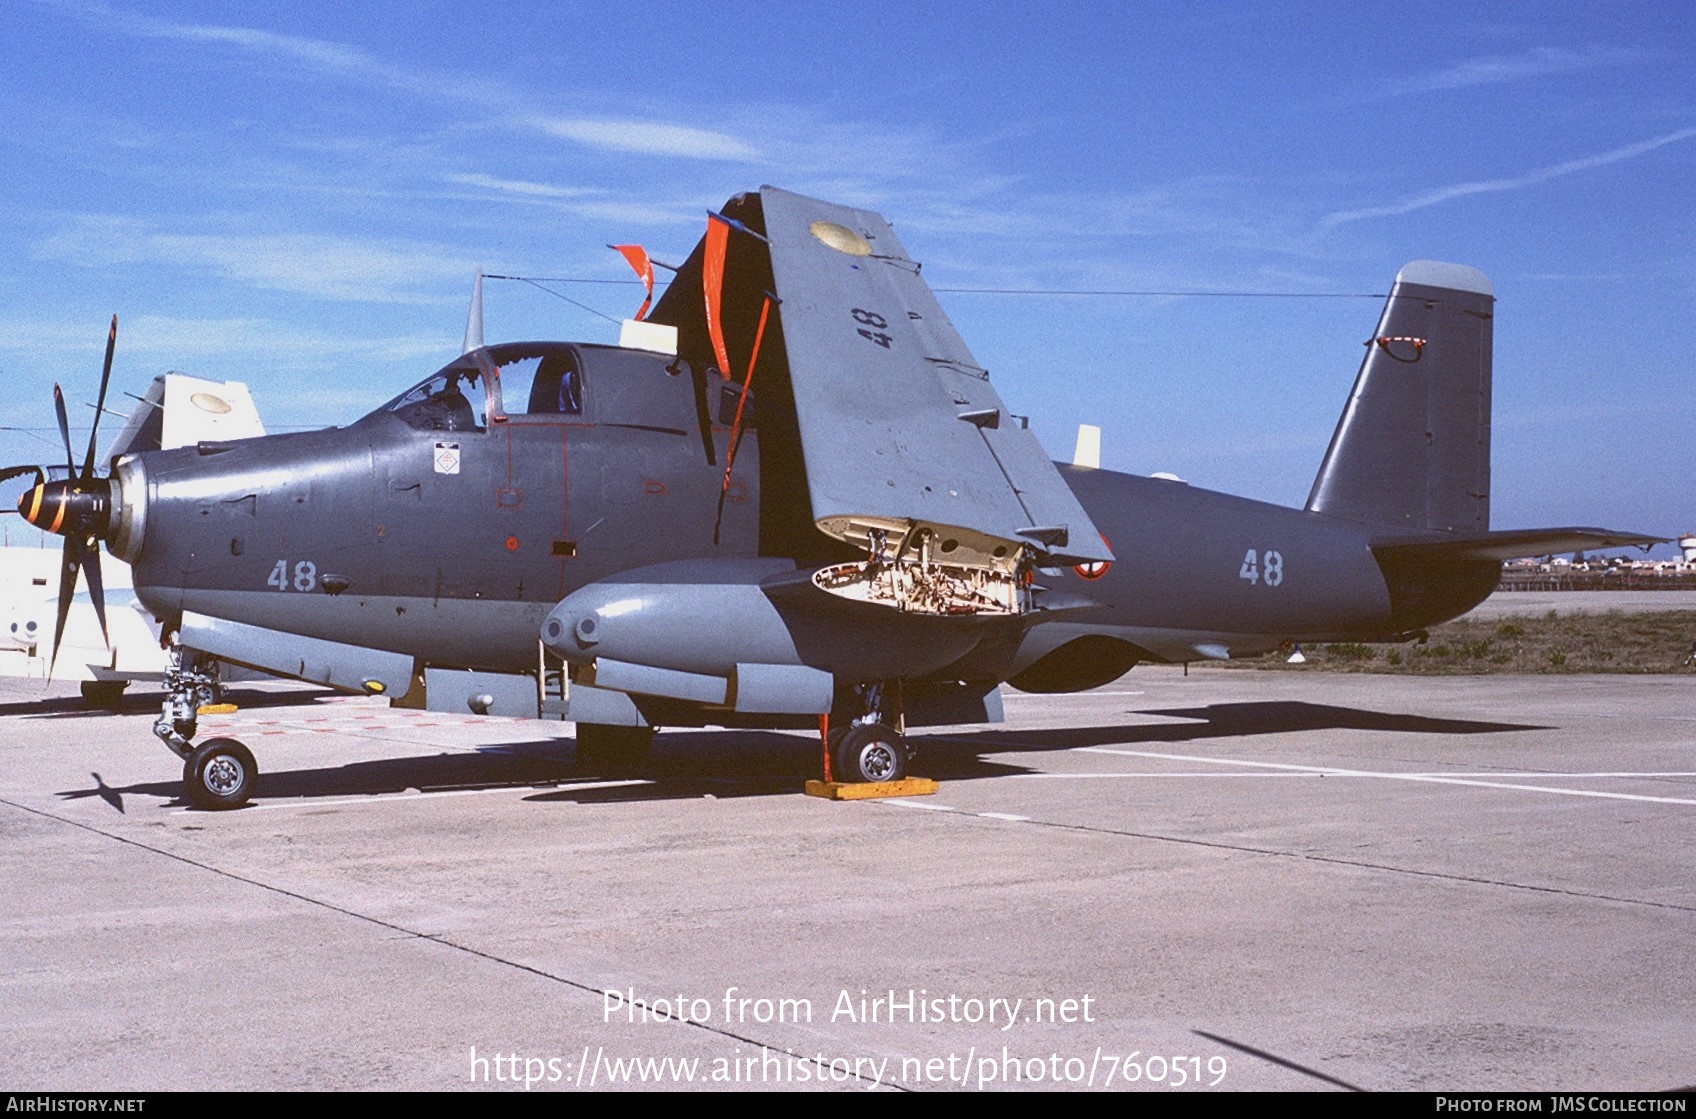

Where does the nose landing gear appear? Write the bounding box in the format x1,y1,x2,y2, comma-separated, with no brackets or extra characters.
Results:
155,645,254,810
184,738,257,811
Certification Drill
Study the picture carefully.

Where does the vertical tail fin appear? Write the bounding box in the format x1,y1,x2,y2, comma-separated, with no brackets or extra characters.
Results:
1306,261,1494,532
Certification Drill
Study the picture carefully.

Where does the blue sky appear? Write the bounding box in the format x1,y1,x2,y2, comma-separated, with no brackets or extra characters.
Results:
2,1,1691,550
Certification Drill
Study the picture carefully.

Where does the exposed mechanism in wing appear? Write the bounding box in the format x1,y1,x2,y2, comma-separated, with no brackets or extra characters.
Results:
811,522,1027,617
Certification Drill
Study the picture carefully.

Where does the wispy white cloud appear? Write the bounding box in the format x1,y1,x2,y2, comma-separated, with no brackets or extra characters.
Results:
131,20,376,75
442,174,599,200
1321,127,1696,227
437,176,702,227
0,313,449,363
1388,46,1644,95
70,3,499,105
561,198,705,227
530,117,759,161
35,216,476,302
54,3,1030,246
116,316,449,362
70,4,765,165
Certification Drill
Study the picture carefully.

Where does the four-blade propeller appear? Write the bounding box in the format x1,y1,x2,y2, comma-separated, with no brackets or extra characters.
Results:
4,315,120,677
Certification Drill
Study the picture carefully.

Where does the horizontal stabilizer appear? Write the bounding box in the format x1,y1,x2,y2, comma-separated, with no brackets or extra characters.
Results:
1371,527,1665,565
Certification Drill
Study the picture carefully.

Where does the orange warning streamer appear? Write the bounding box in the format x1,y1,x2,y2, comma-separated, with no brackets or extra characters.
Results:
701,216,733,376
720,294,772,493
609,244,654,321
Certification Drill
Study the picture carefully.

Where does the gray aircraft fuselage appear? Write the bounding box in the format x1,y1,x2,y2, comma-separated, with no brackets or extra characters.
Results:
106,338,1489,702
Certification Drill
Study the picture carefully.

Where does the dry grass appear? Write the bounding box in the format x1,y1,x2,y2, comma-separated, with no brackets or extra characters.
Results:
1220,610,1696,675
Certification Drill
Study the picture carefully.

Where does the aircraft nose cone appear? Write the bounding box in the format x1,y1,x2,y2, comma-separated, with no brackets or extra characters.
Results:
18,479,111,538
18,482,51,529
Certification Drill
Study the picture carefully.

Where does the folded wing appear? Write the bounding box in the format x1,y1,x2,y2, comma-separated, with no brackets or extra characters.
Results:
759,186,1111,572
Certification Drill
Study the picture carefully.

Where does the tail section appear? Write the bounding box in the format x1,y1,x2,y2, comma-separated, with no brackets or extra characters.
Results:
103,372,266,462
1306,261,1494,532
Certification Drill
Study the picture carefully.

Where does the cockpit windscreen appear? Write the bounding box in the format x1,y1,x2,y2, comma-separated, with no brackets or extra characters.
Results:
377,343,583,432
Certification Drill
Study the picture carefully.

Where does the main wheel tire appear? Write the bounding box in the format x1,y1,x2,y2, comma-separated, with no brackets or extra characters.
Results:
80,680,129,708
835,723,908,784
183,738,257,810
575,724,654,774
824,725,849,780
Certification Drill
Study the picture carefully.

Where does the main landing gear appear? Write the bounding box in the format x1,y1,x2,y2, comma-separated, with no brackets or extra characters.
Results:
154,645,253,810
828,681,911,784
832,722,908,783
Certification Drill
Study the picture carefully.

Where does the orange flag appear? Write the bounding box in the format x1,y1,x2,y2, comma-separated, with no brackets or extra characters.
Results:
609,244,654,321
701,214,732,375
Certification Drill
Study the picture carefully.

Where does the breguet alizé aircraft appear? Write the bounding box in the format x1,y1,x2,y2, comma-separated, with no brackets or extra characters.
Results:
7,186,1659,810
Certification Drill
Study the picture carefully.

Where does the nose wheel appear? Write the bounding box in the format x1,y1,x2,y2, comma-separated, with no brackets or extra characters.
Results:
183,738,257,810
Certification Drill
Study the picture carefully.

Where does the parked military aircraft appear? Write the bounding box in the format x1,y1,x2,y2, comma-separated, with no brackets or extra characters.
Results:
8,186,1659,809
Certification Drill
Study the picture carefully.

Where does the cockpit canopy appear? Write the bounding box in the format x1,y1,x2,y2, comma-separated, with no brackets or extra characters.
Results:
377,343,584,433
371,340,748,437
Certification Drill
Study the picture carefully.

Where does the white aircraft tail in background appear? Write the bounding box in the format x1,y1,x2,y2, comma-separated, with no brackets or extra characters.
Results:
1,372,265,704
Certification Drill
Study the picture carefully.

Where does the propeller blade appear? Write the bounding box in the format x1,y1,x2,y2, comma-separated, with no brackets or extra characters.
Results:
47,538,81,681
81,315,117,481
74,535,109,649
52,384,74,476
0,464,46,487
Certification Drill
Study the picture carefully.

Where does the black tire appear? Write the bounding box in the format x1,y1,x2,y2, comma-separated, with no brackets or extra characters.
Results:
575,724,654,774
825,725,850,779
80,680,128,708
183,738,257,810
835,723,908,784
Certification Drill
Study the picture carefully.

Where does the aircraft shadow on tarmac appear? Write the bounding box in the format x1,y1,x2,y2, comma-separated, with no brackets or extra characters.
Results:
54,700,1549,814
4,686,340,721
958,700,1546,747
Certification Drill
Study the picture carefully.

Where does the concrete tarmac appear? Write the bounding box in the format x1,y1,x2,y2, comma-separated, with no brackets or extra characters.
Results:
1461,589,1696,619
2,666,1693,1093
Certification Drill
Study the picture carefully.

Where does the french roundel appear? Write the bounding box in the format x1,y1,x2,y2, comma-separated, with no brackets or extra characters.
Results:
1074,533,1112,580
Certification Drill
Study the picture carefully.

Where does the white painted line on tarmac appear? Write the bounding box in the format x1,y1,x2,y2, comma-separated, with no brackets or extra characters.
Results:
1587,714,1696,722
1017,771,1323,778
882,799,956,812
1019,769,1696,780
976,812,1030,822
1076,748,1696,806
1391,771,1696,779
